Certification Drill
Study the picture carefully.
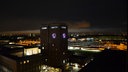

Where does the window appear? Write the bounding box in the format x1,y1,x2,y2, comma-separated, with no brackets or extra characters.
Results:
41,27,47,29
51,26,58,29
61,26,66,29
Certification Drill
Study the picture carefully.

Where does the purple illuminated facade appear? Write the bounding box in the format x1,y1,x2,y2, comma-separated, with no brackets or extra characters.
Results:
62,33,66,38
52,33,56,39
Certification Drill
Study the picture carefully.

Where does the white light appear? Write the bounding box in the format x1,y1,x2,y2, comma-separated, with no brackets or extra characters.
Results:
61,26,66,29
63,52,65,55
107,47,110,49
24,61,26,64
74,47,80,50
85,63,88,66
75,63,79,67
73,63,80,70
68,46,74,50
42,47,44,49
45,59,48,61
38,49,41,53
51,26,58,29
81,48,101,52
82,65,84,67
88,49,101,52
24,48,41,56
9,42,15,44
91,58,93,61
42,66,46,69
42,27,47,29
63,60,65,63
26,50,32,55
27,60,29,63
81,48,87,50
33,50,38,54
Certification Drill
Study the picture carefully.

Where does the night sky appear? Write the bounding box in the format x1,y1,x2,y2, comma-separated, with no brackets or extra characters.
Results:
0,0,127,33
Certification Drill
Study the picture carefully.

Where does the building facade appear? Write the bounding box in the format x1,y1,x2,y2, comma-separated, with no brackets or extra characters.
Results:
40,23,68,67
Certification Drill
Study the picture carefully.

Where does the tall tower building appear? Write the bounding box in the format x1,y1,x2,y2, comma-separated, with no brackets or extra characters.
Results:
40,23,68,67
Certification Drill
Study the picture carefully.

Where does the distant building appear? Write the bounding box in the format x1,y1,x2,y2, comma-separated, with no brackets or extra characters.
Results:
0,45,42,72
40,23,68,67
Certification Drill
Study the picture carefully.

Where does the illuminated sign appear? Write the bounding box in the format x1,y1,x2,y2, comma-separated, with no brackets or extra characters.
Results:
52,33,56,39
62,33,66,38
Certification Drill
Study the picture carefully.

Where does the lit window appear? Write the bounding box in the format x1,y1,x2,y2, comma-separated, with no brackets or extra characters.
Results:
63,60,66,63
63,52,65,55
33,49,38,54
26,50,32,55
45,59,48,62
51,26,58,29
38,49,41,53
27,60,29,63
42,66,46,69
24,61,26,64
61,26,66,29
52,44,55,46
42,27,47,29
42,47,44,49
24,48,41,56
